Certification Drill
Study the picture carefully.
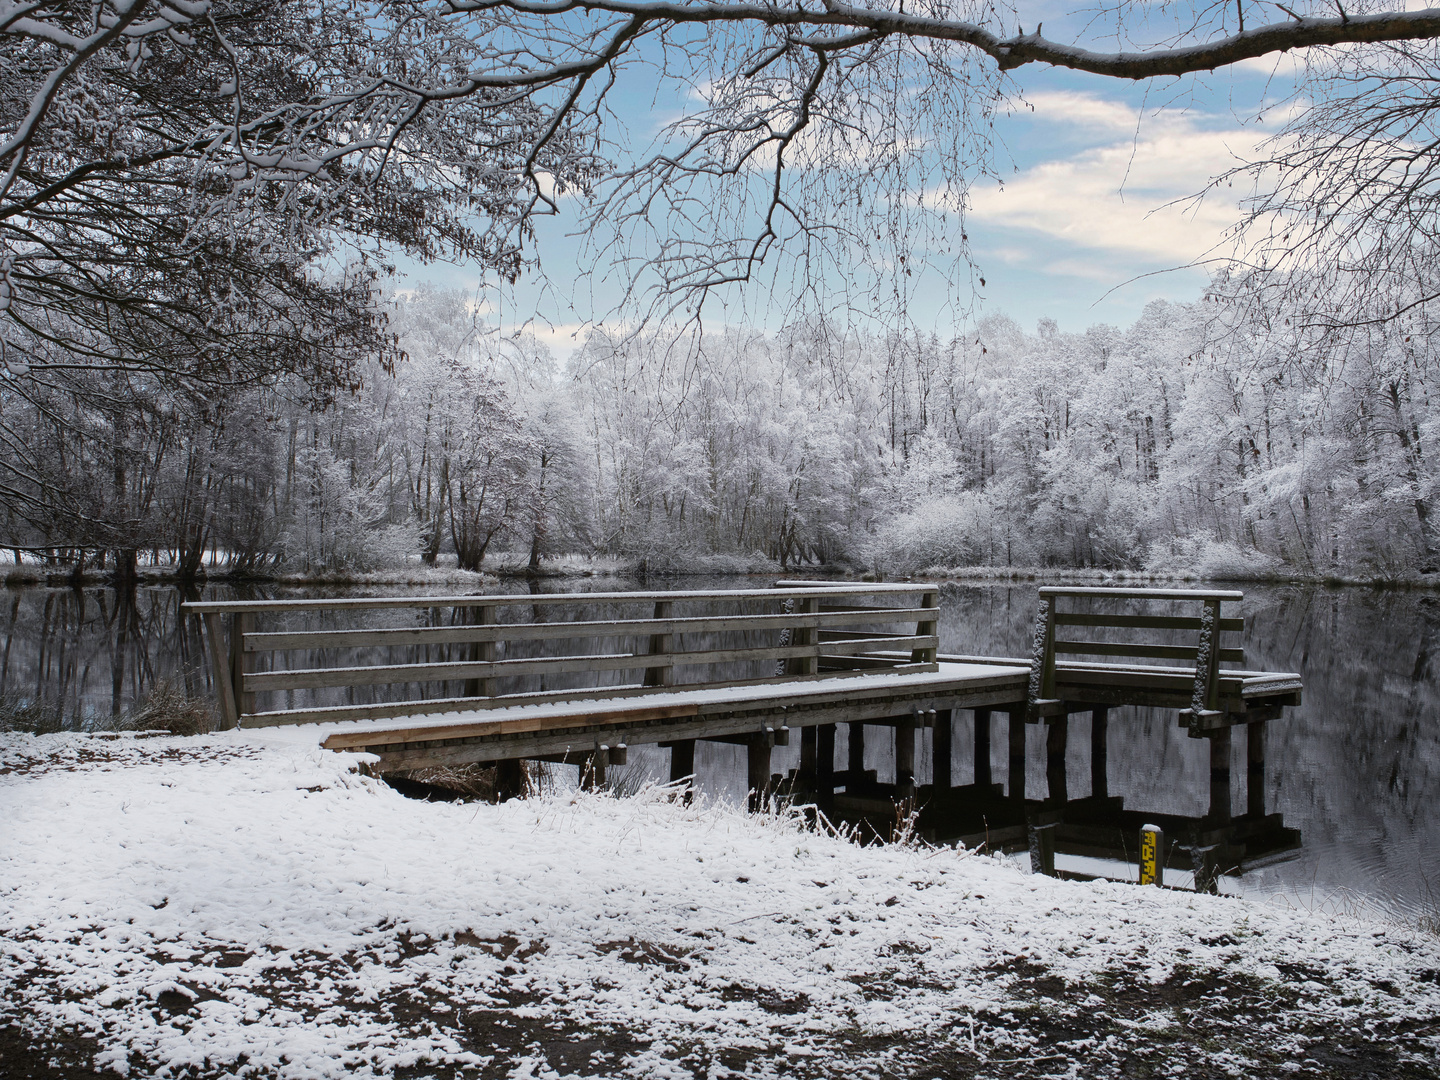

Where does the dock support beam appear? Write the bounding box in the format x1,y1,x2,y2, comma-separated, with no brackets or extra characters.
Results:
816,724,835,806
669,739,696,786
933,709,953,790
1208,727,1232,823
495,759,525,802
1045,715,1068,804
1247,721,1266,817
582,750,606,791
1008,706,1026,801
1029,820,1057,876
848,722,866,791
1090,706,1109,800
895,716,916,799
800,725,817,792
748,735,772,812
973,708,991,788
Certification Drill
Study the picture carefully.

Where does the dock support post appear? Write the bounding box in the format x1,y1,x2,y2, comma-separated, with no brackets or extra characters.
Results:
1029,821,1057,876
1045,714,1068,804
669,739,696,787
495,759,525,802
799,725,817,793
1208,727,1232,823
1090,706,1109,800
973,708,991,788
1246,721,1266,817
895,715,916,799
932,708,953,790
582,750,607,791
748,735,772,812
816,724,835,806
1007,706,1026,801
1192,843,1221,894
848,721,866,791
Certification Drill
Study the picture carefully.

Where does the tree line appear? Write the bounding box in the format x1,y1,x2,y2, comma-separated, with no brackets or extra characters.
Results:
3,277,1432,580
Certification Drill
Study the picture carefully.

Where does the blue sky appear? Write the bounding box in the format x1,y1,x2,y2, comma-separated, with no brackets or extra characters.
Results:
395,18,1303,357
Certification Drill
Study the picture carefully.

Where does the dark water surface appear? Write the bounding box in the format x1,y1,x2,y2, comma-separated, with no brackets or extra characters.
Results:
2,577,1435,923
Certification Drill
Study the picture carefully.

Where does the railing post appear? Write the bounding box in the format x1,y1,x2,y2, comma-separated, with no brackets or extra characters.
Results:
1196,598,1222,713
644,600,674,687
1027,593,1058,721
795,595,819,676
912,589,938,664
230,612,255,719
201,612,238,730
465,603,496,698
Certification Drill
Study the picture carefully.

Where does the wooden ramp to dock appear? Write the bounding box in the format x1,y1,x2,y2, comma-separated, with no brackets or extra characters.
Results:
184,582,1303,847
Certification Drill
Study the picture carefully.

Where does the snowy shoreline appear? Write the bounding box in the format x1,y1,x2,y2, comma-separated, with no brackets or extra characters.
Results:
2,731,1437,1079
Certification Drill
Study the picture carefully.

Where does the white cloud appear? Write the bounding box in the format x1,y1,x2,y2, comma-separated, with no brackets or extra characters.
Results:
1034,256,1130,282
969,110,1262,264
1013,90,1140,133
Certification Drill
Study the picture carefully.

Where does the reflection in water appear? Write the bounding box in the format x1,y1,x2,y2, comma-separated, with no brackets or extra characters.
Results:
1,579,1436,922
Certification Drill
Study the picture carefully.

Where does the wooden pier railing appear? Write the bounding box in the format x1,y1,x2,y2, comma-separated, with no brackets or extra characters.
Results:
183,583,939,731
1026,586,1250,730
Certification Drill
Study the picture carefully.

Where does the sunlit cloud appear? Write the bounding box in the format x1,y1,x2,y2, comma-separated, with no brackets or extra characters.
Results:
1012,90,1140,133
968,102,1264,265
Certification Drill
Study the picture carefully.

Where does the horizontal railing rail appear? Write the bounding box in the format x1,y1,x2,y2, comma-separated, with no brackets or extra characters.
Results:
182,582,932,614
242,635,938,693
240,608,932,652
184,583,940,730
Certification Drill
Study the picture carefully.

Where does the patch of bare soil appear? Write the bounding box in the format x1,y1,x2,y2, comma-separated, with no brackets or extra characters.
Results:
0,1023,104,1080
2,936,1435,1078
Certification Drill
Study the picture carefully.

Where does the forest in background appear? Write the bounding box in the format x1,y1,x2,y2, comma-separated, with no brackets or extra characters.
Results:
0,278,1434,581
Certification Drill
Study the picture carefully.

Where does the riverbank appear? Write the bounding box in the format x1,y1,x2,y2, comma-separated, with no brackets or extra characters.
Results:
1,732,1436,1079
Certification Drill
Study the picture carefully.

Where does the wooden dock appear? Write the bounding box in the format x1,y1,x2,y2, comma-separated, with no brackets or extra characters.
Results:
184,581,1303,882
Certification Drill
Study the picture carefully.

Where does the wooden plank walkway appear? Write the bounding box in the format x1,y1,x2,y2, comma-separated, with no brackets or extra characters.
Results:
183,581,1303,836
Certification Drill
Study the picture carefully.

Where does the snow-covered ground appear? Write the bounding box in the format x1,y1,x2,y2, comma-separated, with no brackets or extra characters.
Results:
2,732,1437,1080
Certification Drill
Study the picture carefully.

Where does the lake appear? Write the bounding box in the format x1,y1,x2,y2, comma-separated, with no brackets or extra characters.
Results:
2,577,1435,925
